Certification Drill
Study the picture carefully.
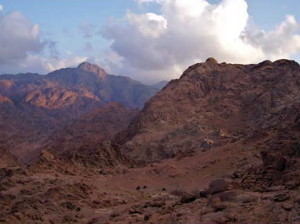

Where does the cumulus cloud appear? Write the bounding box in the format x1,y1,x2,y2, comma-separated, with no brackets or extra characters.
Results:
0,8,87,75
0,53,88,75
0,10,44,65
103,0,300,82
243,15,300,60
42,55,88,71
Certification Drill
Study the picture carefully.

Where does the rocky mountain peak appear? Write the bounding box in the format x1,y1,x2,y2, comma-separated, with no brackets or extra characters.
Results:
205,57,218,64
77,62,107,77
116,59,300,163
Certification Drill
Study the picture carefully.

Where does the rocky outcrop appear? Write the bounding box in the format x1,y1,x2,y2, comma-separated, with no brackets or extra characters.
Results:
116,58,300,163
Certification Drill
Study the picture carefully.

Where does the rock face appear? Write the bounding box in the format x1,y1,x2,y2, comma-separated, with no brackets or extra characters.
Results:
117,58,300,162
0,62,157,163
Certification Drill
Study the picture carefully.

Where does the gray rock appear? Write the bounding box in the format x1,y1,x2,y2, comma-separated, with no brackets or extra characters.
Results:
208,179,229,195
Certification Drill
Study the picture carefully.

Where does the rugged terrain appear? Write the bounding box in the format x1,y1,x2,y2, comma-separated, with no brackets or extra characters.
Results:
1,58,300,224
0,62,156,163
117,58,300,163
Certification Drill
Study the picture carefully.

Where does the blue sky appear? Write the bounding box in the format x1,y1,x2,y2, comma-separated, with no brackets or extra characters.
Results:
247,0,300,29
0,0,300,83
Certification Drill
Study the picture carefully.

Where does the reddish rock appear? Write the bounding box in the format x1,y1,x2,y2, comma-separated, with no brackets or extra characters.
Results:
116,58,300,163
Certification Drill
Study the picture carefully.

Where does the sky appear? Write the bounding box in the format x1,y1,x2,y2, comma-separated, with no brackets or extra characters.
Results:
0,0,300,83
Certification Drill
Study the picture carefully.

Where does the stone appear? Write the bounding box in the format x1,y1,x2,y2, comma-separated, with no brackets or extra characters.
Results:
235,193,257,203
273,192,290,202
281,202,294,211
180,193,197,204
144,215,150,221
208,179,229,195
209,197,228,211
206,57,218,64
261,151,288,171
215,191,236,202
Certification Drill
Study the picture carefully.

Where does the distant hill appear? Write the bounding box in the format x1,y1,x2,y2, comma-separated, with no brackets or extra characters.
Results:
151,80,169,90
0,62,157,163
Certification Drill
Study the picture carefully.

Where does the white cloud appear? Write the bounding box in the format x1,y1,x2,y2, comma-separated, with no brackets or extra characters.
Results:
0,11,44,65
0,53,88,75
0,5,3,11
103,0,300,83
43,55,88,72
243,15,300,60
127,12,167,38
18,54,88,74
0,8,88,75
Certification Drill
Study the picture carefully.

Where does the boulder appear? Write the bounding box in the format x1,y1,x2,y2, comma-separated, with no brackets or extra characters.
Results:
208,179,229,195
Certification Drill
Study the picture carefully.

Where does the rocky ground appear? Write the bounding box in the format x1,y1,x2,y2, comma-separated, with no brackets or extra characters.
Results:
1,135,300,224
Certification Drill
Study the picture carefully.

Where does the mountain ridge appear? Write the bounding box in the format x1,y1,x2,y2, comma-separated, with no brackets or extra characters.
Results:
0,62,160,163
115,58,300,162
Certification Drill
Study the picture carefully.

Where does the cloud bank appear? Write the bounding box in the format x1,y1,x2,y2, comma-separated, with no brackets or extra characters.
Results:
103,0,300,82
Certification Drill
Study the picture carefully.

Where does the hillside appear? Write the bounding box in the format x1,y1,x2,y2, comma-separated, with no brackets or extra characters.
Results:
43,102,138,157
116,58,300,162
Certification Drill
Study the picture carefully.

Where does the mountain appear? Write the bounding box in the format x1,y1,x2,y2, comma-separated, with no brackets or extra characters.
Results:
0,62,157,163
116,58,300,162
1,58,300,224
47,62,157,108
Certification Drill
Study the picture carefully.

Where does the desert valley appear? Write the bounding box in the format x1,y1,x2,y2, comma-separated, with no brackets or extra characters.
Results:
1,58,300,224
